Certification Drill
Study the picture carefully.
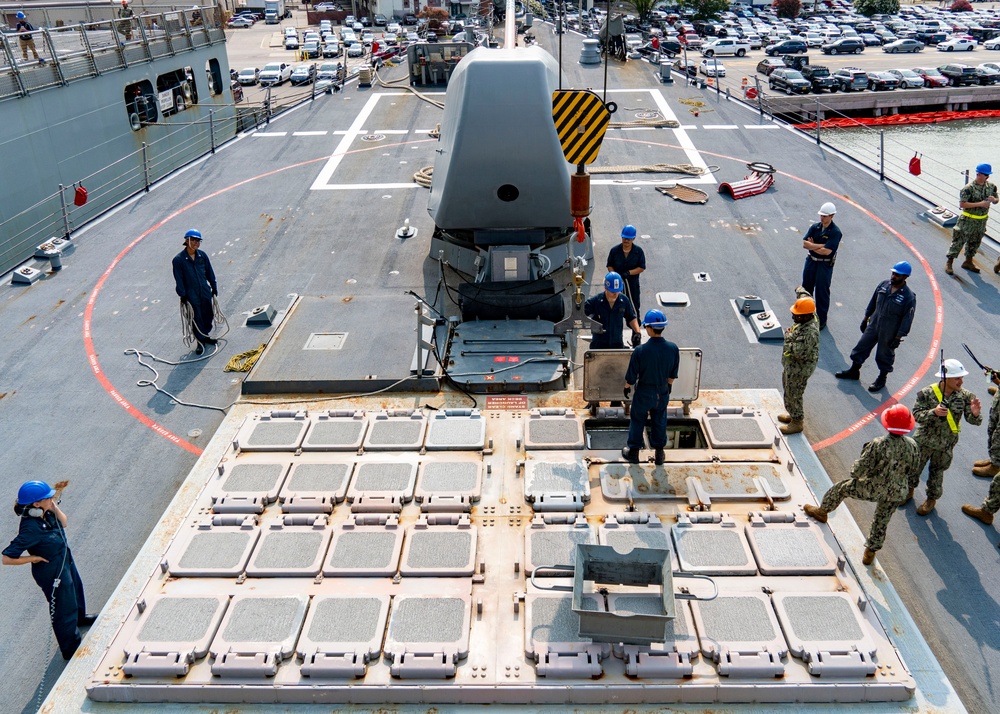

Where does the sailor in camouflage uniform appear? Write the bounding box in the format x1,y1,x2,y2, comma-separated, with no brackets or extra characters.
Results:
962,374,1000,528
804,404,919,566
907,359,983,516
777,290,820,435
945,163,998,275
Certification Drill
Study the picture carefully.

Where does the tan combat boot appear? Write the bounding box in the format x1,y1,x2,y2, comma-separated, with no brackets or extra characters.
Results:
803,504,828,523
973,463,1000,478
777,413,792,424
945,257,954,275
961,256,981,273
780,420,803,435
862,548,876,566
974,459,993,468
962,504,995,525
916,499,937,516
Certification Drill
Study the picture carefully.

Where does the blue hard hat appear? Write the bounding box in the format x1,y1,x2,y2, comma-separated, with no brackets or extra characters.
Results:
184,229,202,240
891,261,912,276
621,224,637,240
642,309,668,328
976,163,992,176
16,11,25,18
604,272,623,293
17,481,54,506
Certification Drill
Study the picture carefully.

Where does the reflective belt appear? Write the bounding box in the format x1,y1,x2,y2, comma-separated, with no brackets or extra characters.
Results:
931,384,960,433
960,211,989,220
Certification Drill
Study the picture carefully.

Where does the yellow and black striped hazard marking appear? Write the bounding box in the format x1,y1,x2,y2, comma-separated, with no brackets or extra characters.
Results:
552,89,610,166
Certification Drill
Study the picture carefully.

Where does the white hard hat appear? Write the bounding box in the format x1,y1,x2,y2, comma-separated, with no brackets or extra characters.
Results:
818,202,837,216
937,359,969,379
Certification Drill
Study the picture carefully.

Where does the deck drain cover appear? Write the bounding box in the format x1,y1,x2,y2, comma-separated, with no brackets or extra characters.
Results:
635,111,661,119
361,133,386,142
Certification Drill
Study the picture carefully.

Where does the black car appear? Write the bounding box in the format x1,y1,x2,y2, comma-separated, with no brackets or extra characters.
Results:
765,39,808,56
976,64,1000,85
769,67,812,94
822,37,865,55
756,57,786,76
938,63,978,87
800,64,839,92
833,67,869,92
867,71,900,91
403,14,418,25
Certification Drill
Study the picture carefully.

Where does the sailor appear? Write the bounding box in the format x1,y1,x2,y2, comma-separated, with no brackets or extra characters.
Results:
800,201,842,330
835,261,916,393
945,163,998,276
971,371,1000,478
804,405,920,566
606,224,646,313
14,11,42,64
583,272,642,349
622,310,679,466
778,290,820,435
2,481,97,660
172,229,219,355
118,0,135,41
907,359,982,516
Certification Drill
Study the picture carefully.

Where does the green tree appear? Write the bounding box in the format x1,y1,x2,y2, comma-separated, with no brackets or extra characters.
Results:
950,0,973,11
853,0,900,18
629,0,658,24
773,0,801,19
678,0,730,22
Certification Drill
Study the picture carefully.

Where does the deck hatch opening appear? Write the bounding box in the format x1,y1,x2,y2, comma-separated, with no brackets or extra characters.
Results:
305,332,347,350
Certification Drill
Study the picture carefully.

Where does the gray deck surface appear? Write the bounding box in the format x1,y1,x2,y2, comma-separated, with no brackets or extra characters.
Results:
0,18,996,714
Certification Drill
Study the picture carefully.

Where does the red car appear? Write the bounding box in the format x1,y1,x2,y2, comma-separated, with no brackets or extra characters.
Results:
912,66,949,87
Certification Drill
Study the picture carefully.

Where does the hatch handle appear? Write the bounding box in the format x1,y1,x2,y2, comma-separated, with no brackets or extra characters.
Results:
673,571,718,601
529,564,575,591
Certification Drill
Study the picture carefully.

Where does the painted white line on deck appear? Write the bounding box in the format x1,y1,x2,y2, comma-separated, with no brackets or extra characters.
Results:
743,124,780,129
319,183,422,190
373,129,410,134
647,89,716,185
703,124,739,129
292,131,328,136
253,132,287,137
311,93,383,190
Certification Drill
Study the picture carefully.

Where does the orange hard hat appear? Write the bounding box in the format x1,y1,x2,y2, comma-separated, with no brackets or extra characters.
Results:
790,296,816,315
881,404,915,434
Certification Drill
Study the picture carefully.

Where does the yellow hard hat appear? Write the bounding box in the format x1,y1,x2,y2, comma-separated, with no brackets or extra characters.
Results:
790,297,816,315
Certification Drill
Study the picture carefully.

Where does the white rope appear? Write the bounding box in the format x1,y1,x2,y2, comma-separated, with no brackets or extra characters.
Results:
123,347,233,413
179,296,230,348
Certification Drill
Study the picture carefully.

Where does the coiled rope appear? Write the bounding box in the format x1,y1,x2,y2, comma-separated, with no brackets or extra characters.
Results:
180,297,230,348
225,344,267,372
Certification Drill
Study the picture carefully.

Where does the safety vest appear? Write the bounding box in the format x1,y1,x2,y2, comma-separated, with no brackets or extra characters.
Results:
931,383,960,433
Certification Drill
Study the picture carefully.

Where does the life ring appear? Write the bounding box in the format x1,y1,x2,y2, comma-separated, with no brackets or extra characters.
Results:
747,161,775,174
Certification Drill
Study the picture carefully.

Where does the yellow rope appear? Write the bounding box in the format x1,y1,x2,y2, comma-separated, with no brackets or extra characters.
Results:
224,344,266,372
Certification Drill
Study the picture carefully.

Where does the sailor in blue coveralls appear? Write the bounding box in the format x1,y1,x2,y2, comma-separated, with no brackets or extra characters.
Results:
2,481,96,660
836,261,917,393
800,201,842,331
622,310,680,465
606,224,646,313
584,272,642,349
172,229,218,355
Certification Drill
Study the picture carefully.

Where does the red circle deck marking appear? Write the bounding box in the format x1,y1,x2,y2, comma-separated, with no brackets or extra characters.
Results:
84,140,433,454
614,136,944,451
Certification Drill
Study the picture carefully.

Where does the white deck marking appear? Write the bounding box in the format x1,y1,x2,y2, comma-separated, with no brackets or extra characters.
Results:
311,93,384,190
292,131,328,136
253,131,287,137
743,124,780,129
703,124,739,129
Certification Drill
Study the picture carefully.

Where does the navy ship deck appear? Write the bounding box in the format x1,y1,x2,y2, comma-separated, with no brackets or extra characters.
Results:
0,17,994,714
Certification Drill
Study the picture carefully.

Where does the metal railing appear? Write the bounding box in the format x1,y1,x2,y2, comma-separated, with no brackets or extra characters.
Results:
0,5,225,100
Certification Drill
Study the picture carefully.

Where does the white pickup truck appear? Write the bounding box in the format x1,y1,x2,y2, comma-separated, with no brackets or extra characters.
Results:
259,62,293,86
701,38,749,57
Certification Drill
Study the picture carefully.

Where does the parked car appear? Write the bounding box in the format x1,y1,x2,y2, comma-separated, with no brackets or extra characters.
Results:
867,71,900,90
938,37,976,52
975,63,1000,85
833,66,869,91
237,67,260,85
290,63,317,85
228,16,253,28
347,42,364,57
984,37,1000,51
374,14,388,26
303,40,320,58
403,14,418,26
885,68,925,89
680,33,702,50
701,38,749,57
317,62,340,81
800,64,839,92
860,33,883,47
673,57,698,77
699,58,726,77
912,66,950,87
883,38,924,54
258,62,292,86
756,57,786,76
765,39,808,56
323,40,340,57
822,37,865,55
284,34,299,50
230,80,243,103
769,67,812,94
937,62,979,86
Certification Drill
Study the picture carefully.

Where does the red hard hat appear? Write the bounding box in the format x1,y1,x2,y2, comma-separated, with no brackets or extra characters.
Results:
880,404,915,434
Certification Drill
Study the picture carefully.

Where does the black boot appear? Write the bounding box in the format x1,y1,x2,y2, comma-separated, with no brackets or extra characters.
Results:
621,447,640,464
654,448,665,465
868,372,888,392
835,362,861,380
